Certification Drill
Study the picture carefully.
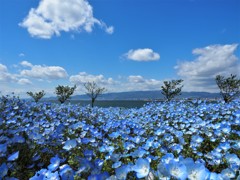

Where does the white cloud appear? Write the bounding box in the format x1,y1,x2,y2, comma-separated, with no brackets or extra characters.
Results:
124,48,160,61
126,75,162,91
0,64,8,72
20,61,68,80
0,64,18,82
19,53,25,57
175,44,240,92
19,0,114,39
20,61,33,67
70,72,115,85
18,78,32,85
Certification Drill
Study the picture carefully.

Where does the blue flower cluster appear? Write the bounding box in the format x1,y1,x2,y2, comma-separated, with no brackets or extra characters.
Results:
0,95,239,179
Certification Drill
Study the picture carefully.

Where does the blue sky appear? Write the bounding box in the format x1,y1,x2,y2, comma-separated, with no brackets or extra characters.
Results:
0,0,240,97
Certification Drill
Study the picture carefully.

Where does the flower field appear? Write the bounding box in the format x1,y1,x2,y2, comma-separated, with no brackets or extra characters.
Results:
0,95,239,179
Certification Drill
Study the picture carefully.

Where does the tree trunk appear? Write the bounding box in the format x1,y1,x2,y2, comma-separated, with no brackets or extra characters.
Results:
91,98,95,108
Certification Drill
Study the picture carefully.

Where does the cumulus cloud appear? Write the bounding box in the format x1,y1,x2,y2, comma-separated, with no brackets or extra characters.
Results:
19,0,114,39
0,64,18,82
124,48,160,61
20,61,33,67
126,75,162,91
69,72,115,86
18,78,32,85
20,61,68,80
175,44,240,92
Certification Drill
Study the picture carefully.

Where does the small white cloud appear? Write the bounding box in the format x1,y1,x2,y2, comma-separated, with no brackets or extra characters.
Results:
19,0,113,39
20,62,68,80
124,48,160,61
20,61,33,67
19,53,25,57
18,78,32,85
126,75,162,91
128,75,145,83
70,72,115,86
175,44,240,92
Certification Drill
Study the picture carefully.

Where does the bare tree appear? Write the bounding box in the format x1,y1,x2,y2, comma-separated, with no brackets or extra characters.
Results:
161,79,184,101
55,85,76,104
26,90,45,102
215,74,240,103
84,81,107,107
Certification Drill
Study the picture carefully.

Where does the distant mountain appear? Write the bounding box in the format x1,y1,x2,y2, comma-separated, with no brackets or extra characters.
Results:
61,90,220,100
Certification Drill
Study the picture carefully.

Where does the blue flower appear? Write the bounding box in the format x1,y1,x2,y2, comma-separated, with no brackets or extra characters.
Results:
84,149,94,160
63,139,77,151
166,161,187,180
88,172,110,180
221,168,235,179
112,161,122,169
48,156,60,171
0,143,7,155
0,163,8,178
30,169,48,180
186,163,209,180
59,164,74,180
115,165,131,180
132,158,150,178
7,151,19,161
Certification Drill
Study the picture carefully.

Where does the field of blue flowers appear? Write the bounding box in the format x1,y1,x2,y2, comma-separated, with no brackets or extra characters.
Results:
0,95,239,180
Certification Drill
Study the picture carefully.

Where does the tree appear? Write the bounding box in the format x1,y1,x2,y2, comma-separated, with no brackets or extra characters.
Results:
84,81,107,107
215,74,240,103
161,79,183,101
26,90,45,102
55,85,76,104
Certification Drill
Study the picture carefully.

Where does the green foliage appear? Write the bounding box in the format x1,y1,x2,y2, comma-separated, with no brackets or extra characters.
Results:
26,90,45,102
55,85,76,104
84,81,107,107
215,74,240,103
161,79,183,101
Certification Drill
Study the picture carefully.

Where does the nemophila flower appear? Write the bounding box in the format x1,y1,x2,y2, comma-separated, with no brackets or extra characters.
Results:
94,159,104,170
186,163,209,180
77,158,93,173
132,158,150,178
220,124,231,134
0,143,7,155
221,168,236,179
48,156,60,171
207,172,223,180
161,153,174,164
81,138,90,144
124,142,135,151
112,161,122,169
110,154,121,162
63,139,77,151
11,135,25,143
115,165,131,180
84,149,94,160
88,172,110,180
171,144,183,154
31,152,41,162
30,169,49,180
131,148,147,158
219,142,231,151
59,164,74,180
166,161,188,180
7,151,19,161
109,131,120,139
0,163,8,178
191,135,204,144
225,153,240,165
